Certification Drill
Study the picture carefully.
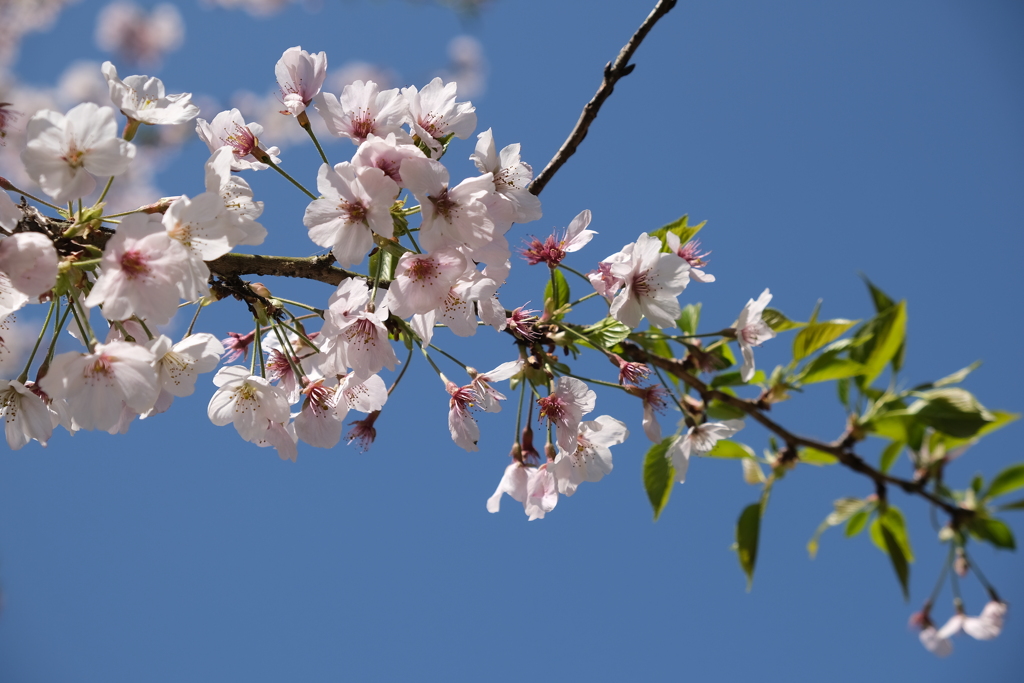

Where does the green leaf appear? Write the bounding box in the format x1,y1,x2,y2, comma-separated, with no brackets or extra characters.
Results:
983,463,1024,501
879,441,904,474
792,319,859,361
869,506,915,562
860,301,907,385
799,447,839,466
861,275,896,313
706,399,746,421
710,370,766,388
651,214,705,249
707,440,755,459
808,497,869,558
837,377,851,409
581,317,632,350
544,268,570,315
368,246,397,283
735,503,761,590
996,498,1024,512
762,308,805,332
878,522,911,600
643,438,675,520
907,388,995,439
968,517,1016,550
799,353,866,384
845,509,871,537
678,303,701,336
927,361,983,389
939,411,1020,452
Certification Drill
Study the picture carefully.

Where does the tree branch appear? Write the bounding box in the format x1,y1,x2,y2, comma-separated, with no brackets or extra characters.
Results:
528,0,678,196
620,342,970,522
207,253,361,287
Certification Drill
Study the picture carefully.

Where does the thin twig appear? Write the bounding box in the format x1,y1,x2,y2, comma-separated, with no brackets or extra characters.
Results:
528,0,679,196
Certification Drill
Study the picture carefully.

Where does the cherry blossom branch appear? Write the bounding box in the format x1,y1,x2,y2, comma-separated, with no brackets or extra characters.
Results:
618,341,970,521
528,0,678,196
206,253,364,287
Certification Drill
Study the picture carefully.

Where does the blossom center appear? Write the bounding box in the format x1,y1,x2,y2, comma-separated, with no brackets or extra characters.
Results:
537,394,568,424
419,112,446,138
62,141,86,169
428,188,458,221
119,249,149,279
351,109,376,140
340,199,368,225
223,124,258,158
406,257,438,282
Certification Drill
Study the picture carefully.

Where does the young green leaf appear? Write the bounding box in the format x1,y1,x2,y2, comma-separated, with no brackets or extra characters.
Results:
678,303,701,336
650,214,705,249
860,301,907,385
643,438,675,521
878,523,911,601
869,506,915,562
707,439,755,459
879,441,904,474
544,268,570,314
799,353,866,385
861,274,896,313
710,370,766,388
581,317,632,350
907,388,995,439
792,319,859,361
807,497,869,558
996,498,1024,512
735,503,761,590
762,308,805,332
968,517,1016,550
982,463,1024,501
845,509,871,537
799,447,839,466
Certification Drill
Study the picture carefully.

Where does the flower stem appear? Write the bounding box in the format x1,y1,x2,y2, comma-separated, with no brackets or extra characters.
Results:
66,288,97,350
277,319,322,353
43,300,73,369
272,297,324,316
0,179,65,212
301,121,330,166
557,263,592,283
651,362,686,414
388,344,416,396
926,547,953,606
17,298,57,383
96,176,116,204
404,226,422,254
185,301,204,337
271,320,308,386
963,549,1000,602
568,291,600,307
415,340,443,376
133,316,154,340
111,320,137,342
561,371,625,391
265,159,318,200
428,344,468,370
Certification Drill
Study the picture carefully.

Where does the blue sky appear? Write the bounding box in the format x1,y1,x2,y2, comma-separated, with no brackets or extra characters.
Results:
1,0,1023,681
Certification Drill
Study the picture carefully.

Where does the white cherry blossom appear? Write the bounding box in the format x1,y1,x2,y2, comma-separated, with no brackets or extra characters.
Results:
207,365,290,442
445,377,480,452
203,147,267,246
276,46,328,117
40,341,159,432
919,626,953,658
550,415,629,496
486,462,558,521
609,232,690,329
196,108,281,171
101,61,199,126
21,102,136,203
735,288,776,382
382,247,466,319
303,162,399,267
351,133,426,186
471,128,542,225
400,156,495,252
0,190,20,230
667,419,745,483
402,77,476,156
468,359,523,413
0,379,53,449
538,376,597,453
314,80,409,145
666,232,715,283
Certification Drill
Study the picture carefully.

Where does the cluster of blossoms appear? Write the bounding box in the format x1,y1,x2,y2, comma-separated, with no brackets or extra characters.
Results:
0,37,1014,658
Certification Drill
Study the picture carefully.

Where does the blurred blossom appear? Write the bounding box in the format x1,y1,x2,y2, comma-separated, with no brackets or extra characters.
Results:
56,61,109,108
200,0,301,18
0,314,33,376
95,2,184,66
0,0,74,69
437,35,487,99
329,62,398,92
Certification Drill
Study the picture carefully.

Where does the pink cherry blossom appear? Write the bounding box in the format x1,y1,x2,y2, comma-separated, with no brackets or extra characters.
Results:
21,102,136,203
485,462,558,520
314,80,409,145
537,376,597,453
666,232,715,283
609,232,690,330
736,288,776,382
469,359,523,413
0,232,58,298
275,46,327,117
382,247,467,319
0,190,21,230
203,147,267,246
521,209,595,267
351,133,426,186
85,213,191,324
445,377,480,452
